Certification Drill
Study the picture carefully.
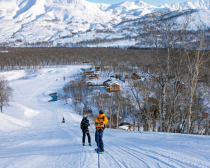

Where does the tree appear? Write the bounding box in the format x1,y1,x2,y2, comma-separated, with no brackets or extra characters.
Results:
182,28,210,134
141,11,191,132
0,77,13,113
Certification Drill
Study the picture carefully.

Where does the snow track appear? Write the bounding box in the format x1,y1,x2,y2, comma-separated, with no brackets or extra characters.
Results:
0,66,210,168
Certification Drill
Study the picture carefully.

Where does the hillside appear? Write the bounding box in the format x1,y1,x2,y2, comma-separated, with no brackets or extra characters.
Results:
0,0,210,47
0,66,210,168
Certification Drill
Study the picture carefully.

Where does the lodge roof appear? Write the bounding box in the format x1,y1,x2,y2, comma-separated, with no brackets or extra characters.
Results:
105,81,120,87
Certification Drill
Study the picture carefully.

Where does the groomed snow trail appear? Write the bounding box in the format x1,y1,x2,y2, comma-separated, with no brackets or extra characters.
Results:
0,66,210,168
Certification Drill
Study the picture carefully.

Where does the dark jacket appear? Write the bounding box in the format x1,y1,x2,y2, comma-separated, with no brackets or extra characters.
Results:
80,118,90,130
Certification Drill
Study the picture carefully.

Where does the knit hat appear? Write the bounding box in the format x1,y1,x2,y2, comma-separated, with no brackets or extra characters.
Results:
99,110,104,114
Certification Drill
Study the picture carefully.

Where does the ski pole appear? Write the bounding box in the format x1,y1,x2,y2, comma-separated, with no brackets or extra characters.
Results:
97,130,100,168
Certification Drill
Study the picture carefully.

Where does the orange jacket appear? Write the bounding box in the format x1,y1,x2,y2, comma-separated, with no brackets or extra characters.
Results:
94,113,108,130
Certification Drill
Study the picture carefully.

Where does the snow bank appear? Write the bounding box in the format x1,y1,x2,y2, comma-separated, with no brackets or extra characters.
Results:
0,70,26,81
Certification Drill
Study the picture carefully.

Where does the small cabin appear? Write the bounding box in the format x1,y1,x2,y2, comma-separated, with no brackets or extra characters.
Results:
83,106,92,115
95,67,100,71
132,73,141,79
115,74,122,79
203,112,208,118
105,81,120,92
86,71,94,75
90,74,99,79
103,79,112,86
133,83,138,87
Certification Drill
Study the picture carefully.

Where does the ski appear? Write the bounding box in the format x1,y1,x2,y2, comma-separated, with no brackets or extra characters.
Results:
95,149,106,154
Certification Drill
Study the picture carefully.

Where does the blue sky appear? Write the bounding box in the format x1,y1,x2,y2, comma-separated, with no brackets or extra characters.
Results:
87,0,196,6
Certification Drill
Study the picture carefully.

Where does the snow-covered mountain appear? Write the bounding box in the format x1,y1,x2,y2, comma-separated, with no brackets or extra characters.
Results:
0,0,210,47
160,0,210,10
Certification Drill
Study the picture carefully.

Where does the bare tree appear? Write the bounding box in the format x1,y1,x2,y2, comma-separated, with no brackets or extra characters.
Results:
0,77,13,113
182,28,210,134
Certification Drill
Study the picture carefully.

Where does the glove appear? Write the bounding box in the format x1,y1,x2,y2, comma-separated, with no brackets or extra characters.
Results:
95,122,98,126
100,122,103,125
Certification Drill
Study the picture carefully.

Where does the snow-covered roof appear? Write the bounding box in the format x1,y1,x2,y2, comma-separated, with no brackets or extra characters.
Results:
106,81,120,86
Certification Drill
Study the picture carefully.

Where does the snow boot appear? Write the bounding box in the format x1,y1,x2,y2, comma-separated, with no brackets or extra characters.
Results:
100,148,104,152
83,143,85,146
89,143,92,146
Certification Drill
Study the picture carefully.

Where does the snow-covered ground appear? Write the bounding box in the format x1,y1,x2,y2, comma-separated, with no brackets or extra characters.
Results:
0,65,210,168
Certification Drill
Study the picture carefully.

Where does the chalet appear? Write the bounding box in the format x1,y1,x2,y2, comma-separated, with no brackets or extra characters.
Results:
83,61,89,64
83,106,92,115
103,79,112,86
203,112,208,118
105,81,120,92
86,71,94,75
95,67,100,71
132,73,141,79
115,74,122,79
147,97,171,131
90,74,99,79
148,97,160,119
134,83,137,87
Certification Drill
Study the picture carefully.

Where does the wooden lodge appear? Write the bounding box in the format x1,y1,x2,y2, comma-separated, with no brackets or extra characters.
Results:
203,112,208,118
89,74,99,79
83,106,92,115
104,81,120,92
86,71,94,75
83,61,89,64
115,74,122,79
103,79,112,86
95,67,100,71
132,73,141,79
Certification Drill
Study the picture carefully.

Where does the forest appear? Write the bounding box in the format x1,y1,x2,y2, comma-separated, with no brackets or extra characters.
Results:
0,45,210,135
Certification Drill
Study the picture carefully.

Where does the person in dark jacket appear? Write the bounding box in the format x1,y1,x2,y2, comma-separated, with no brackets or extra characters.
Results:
80,115,92,146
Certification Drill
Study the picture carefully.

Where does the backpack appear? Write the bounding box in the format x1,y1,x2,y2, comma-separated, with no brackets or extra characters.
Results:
81,119,89,129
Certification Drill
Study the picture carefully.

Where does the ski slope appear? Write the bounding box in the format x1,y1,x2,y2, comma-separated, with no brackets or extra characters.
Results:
0,66,210,168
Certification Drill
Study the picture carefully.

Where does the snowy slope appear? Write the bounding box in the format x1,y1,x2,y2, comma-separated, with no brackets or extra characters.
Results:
160,0,210,10
0,66,210,168
0,0,210,47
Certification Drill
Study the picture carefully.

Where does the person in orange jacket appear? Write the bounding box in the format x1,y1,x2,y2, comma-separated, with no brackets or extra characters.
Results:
94,110,108,152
